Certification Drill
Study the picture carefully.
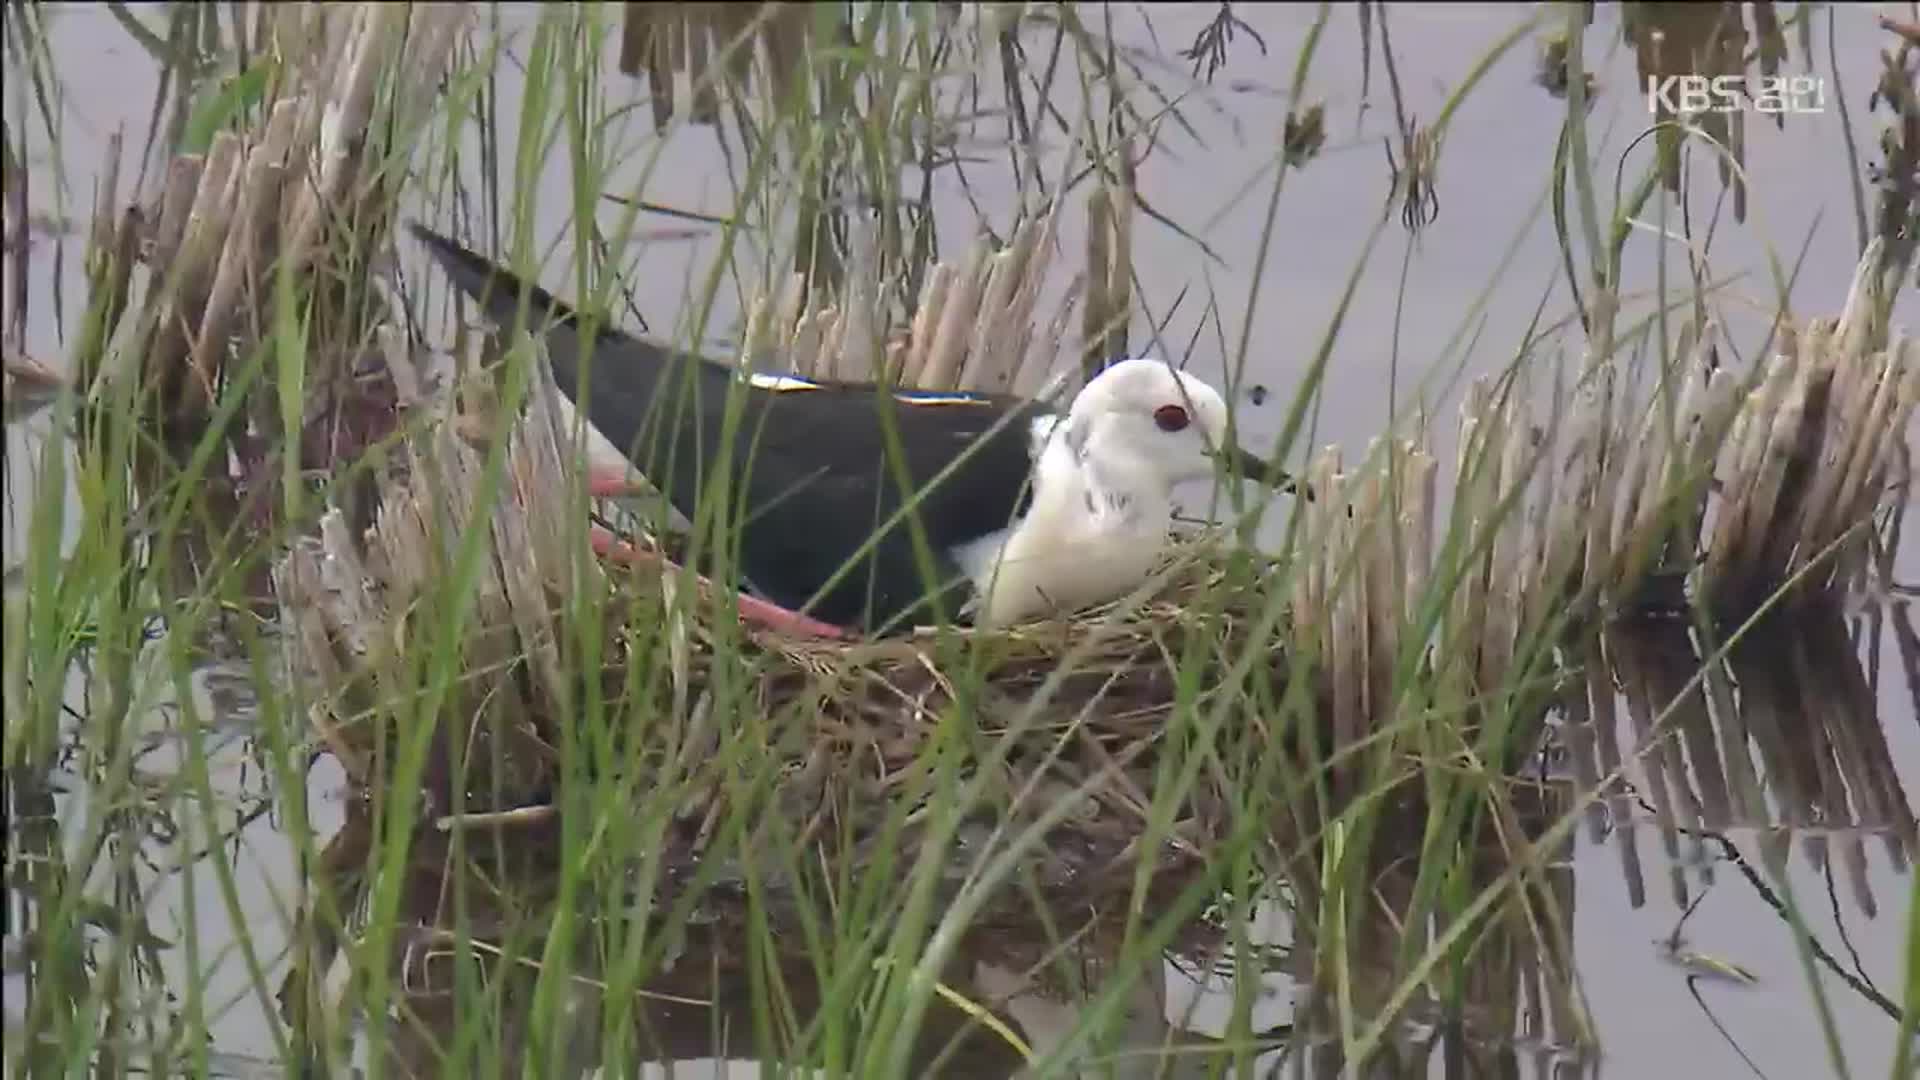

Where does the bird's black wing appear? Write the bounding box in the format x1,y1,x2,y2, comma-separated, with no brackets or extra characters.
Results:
410,222,1056,630
409,223,591,336
709,386,1051,629
409,222,736,471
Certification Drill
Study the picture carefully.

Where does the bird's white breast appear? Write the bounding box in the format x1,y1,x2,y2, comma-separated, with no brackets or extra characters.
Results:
951,412,1173,628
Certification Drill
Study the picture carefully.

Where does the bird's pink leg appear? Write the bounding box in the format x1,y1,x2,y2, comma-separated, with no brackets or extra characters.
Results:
588,526,853,640
586,464,652,499
582,461,851,638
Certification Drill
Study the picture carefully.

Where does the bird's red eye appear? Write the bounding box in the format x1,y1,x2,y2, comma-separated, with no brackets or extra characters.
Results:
1153,404,1190,432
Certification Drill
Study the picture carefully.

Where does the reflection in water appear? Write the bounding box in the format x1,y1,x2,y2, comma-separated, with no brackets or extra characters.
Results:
287,807,1157,1078
293,799,1592,1077
3,646,328,1078
1588,603,1916,916
248,602,1915,1079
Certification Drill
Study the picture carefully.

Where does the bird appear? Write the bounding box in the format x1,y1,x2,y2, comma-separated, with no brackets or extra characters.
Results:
407,222,1298,638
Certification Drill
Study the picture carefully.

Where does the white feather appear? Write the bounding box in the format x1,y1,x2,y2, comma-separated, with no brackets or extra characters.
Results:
952,423,1169,627
950,357,1237,628
745,371,1000,408
745,372,821,392
550,393,693,531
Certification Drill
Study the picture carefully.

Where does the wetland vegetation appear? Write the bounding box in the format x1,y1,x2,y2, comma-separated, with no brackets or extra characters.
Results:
3,3,1917,1077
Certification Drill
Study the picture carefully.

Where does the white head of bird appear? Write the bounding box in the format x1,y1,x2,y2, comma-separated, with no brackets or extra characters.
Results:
957,357,1261,628
1056,356,1240,492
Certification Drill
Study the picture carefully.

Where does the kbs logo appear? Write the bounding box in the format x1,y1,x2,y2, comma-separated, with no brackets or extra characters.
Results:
1644,74,1827,116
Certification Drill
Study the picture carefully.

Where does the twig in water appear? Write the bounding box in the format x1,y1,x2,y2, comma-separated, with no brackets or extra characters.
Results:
1632,794,1900,1020
599,192,743,228
1683,974,1773,1080
1655,884,1757,985
1651,878,1769,1079
1819,856,1877,1005
434,804,558,832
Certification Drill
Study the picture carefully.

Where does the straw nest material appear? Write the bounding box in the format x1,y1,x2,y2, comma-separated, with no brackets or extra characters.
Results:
588,533,1303,898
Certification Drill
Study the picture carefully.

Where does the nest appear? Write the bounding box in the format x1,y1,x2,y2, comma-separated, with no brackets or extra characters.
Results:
586,536,1307,910
275,324,1314,911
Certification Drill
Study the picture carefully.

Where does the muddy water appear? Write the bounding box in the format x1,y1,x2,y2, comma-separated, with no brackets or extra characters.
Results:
4,3,1915,1077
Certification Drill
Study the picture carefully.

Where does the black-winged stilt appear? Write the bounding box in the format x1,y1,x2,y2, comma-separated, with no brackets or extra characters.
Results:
408,223,1298,638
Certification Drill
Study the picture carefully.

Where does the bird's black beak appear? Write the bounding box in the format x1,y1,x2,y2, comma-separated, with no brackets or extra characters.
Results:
1212,445,1314,500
